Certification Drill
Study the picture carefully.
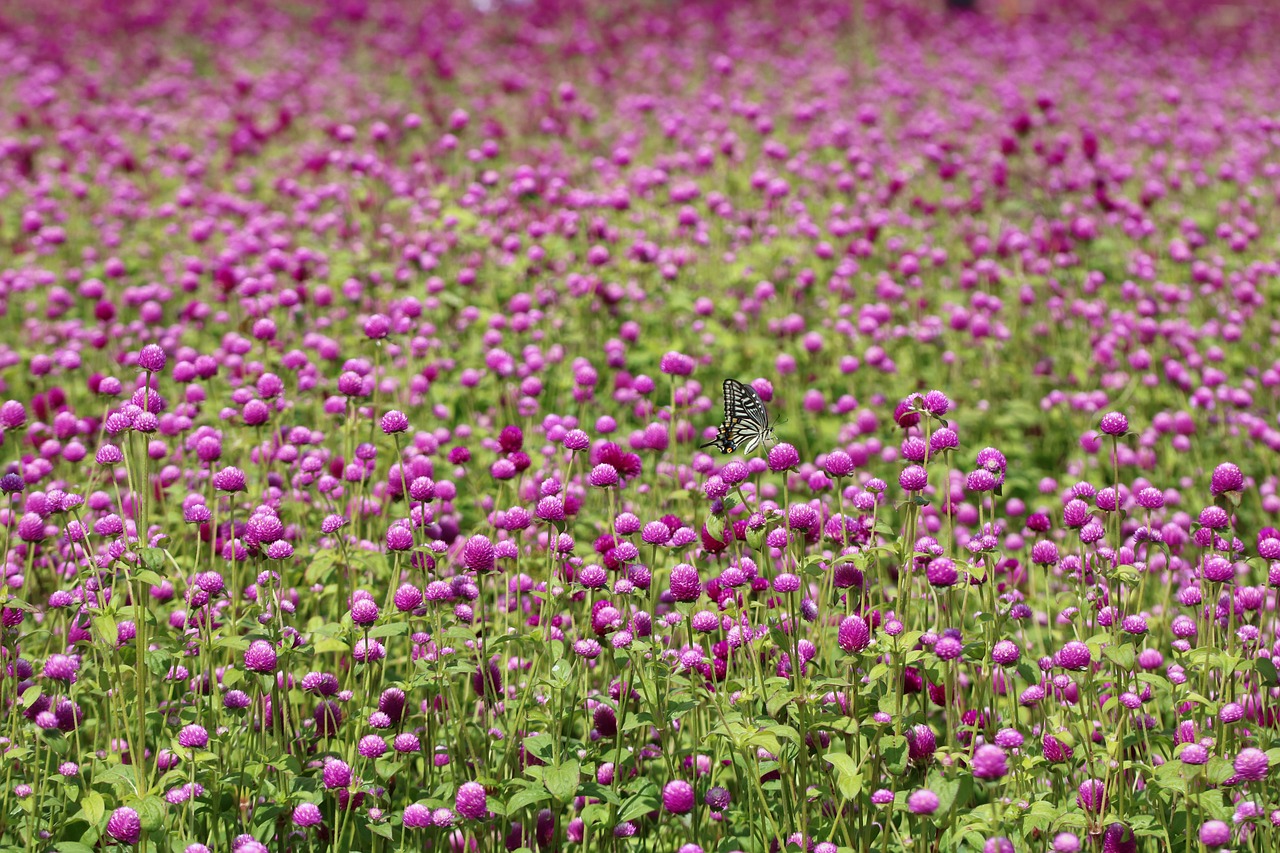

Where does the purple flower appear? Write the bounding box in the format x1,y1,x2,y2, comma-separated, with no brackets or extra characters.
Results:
381,410,409,434
907,789,939,815
106,807,141,844
178,724,208,749
456,781,487,820
1199,821,1230,847
243,640,277,673
403,803,432,828
462,535,495,572
1056,641,1091,670
1101,823,1136,853
1210,462,1244,496
972,745,1008,779
322,759,352,789
659,352,694,376
837,616,870,653
212,467,246,493
767,443,799,471
1234,748,1269,781
293,803,323,828
669,564,701,601
899,465,928,492
1077,778,1106,812
662,779,694,814
1098,411,1128,436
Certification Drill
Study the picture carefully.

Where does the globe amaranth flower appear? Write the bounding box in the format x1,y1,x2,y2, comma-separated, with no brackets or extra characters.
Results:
1210,462,1244,496
899,465,928,492
293,803,323,828
380,410,409,434
837,615,870,653
212,467,247,492
1056,641,1091,670
456,781,487,820
662,779,695,814
243,640,278,673
907,789,939,815
403,803,432,828
462,535,495,572
972,745,1008,780
177,724,208,749
659,352,695,376
1077,778,1107,812
1099,411,1128,436
1101,823,1136,853
323,759,353,789
1234,748,1269,781
767,443,800,472
106,807,142,844
1199,821,1230,848
137,344,167,373
668,564,700,602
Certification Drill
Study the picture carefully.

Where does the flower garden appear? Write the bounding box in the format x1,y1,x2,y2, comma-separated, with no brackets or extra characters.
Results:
0,0,1278,850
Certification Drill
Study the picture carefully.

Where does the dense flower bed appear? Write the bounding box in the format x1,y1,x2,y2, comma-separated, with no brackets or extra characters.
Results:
0,0,1278,850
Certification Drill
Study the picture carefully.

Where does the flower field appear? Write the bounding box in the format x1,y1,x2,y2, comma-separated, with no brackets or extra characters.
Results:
2,0,1280,850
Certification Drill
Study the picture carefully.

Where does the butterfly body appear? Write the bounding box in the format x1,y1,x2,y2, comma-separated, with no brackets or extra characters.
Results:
702,379,776,455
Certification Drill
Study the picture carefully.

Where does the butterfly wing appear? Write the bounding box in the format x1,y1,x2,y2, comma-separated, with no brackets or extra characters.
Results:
723,379,773,453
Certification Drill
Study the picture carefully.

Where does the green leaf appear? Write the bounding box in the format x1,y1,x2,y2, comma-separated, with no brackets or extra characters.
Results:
1103,644,1134,671
1256,657,1279,686
1205,757,1234,785
369,822,395,840
82,790,105,826
544,759,580,802
704,513,725,544
823,752,862,800
139,548,166,571
20,684,42,709
882,735,909,775
134,796,167,832
366,622,408,640
55,844,96,853
92,614,118,647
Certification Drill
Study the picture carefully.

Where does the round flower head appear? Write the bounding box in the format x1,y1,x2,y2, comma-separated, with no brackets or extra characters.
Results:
899,465,928,492
1101,823,1136,853
983,839,1014,853
668,564,700,601
462,535,495,573
907,789,939,815
243,640,277,673
213,467,247,493
971,744,1008,779
1199,820,1230,847
107,807,142,844
403,804,431,828
1077,778,1107,812
662,779,695,814
381,411,409,434
456,781,487,820
1052,834,1080,853
1056,641,1091,671
1210,463,1244,496
1234,748,1269,781
293,803,323,828
767,443,799,471
837,616,870,653
991,640,1020,666
137,345,167,373
1098,411,1128,436
178,724,208,749
659,352,694,376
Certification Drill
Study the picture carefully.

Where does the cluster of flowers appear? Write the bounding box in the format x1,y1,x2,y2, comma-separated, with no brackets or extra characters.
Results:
0,0,1278,851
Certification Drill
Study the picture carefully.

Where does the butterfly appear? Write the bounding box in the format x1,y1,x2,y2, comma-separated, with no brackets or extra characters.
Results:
701,379,777,455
